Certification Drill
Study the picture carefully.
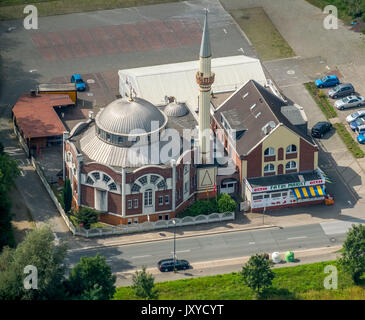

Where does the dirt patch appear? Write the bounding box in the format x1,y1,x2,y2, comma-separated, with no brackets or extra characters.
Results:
10,186,35,244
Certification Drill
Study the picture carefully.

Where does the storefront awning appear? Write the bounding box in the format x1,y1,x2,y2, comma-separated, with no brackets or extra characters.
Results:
292,185,325,199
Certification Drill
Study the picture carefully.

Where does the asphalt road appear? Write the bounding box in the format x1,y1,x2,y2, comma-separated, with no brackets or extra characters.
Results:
66,222,347,274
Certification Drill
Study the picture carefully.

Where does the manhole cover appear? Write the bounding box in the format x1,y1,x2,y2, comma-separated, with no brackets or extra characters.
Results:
287,70,295,75
87,79,95,84
330,237,336,242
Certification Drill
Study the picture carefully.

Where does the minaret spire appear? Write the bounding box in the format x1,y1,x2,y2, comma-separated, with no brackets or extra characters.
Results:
196,9,215,164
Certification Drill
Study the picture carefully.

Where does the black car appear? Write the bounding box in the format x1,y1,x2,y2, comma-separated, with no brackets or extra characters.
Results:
157,259,190,272
311,122,332,138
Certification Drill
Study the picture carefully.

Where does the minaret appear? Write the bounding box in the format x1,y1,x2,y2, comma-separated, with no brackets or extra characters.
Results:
196,9,215,164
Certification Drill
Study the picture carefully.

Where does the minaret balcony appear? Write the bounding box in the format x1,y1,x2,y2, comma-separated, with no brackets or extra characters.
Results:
196,72,215,86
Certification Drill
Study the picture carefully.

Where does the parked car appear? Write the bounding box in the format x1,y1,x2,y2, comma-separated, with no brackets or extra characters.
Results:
346,110,365,123
334,95,364,110
328,83,354,99
350,116,365,131
157,259,190,272
356,125,365,144
311,121,332,138
70,74,86,91
315,75,339,88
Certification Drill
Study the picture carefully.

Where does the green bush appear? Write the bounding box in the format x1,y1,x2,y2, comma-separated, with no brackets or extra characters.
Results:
77,207,99,229
177,198,218,218
61,178,72,213
333,123,364,158
217,193,236,213
304,82,337,119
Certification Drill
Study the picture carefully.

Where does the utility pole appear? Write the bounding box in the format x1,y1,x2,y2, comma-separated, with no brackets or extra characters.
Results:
172,219,176,269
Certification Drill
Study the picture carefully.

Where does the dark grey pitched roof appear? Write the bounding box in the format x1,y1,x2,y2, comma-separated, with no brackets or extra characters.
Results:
200,10,211,58
214,80,316,156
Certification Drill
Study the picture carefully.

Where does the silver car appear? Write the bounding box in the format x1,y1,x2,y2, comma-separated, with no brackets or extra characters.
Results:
334,95,364,110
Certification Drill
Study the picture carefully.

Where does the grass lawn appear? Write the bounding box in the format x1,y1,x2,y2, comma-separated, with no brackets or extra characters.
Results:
304,82,337,119
0,0,183,20
228,7,295,61
333,123,365,159
113,260,365,300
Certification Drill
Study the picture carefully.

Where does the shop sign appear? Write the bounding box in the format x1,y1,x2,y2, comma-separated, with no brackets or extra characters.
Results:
252,179,324,193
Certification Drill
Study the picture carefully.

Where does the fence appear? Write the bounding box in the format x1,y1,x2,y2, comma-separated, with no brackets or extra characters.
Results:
31,157,235,238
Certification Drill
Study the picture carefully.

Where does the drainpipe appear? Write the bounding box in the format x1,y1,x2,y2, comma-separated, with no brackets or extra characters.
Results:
76,154,83,206
121,167,126,217
62,131,69,181
171,159,176,212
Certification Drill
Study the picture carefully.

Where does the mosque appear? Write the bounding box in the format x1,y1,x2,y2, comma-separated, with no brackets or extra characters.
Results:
63,12,326,225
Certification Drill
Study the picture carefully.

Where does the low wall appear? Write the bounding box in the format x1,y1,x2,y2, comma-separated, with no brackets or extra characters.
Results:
31,157,235,238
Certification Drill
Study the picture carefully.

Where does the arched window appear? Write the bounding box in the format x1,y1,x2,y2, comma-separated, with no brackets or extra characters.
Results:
286,144,297,154
144,189,153,207
285,161,297,170
264,163,275,173
264,147,275,156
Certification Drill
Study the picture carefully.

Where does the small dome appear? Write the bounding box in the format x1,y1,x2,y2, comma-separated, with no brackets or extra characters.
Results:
95,97,167,135
164,101,189,117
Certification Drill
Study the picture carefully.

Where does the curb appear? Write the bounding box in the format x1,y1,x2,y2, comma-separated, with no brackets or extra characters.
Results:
68,224,278,253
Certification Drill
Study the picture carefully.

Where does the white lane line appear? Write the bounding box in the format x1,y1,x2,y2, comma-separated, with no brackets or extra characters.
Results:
249,242,255,245
223,28,227,34
131,254,151,259
171,249,191,254
287,236,307,240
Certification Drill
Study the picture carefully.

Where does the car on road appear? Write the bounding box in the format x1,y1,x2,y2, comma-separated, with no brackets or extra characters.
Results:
350,116,365,131
311,121,332,138
315,75,339,88
328,83,354,99
356,125,365,144
70,74,86,91
334,95,364,110
346,110,365,123
157,259,190,272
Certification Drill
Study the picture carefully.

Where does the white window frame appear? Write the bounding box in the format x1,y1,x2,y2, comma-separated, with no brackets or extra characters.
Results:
133,199,138,209
159,195,163,206
144,189,153,207
285,161,297,170
286,144,297,154
128,200,132,209
264,163,275,173
264,147,275,157
165,195,169,205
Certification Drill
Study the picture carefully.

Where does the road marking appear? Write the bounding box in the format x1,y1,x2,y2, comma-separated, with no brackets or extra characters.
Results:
249,242,255,245
223,28,227,34
171,249,191,254
287,236,307,240
131,254,151,259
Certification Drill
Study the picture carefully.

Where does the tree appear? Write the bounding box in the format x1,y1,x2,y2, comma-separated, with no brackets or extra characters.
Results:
62,178,72,213
64,254,116,300
0,225,67,300
241,254,274,299
339,224,365,284
217,193,236,213
77,206,99,229
132,266,158,300
0,150,20,250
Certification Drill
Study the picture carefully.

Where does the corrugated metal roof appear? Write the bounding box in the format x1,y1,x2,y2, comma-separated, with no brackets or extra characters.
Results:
118,55,267,116
38,83,76,92
12,94,73,138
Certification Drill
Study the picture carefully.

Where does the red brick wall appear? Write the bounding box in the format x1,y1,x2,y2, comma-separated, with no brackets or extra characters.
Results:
125,193,143,215
155,189,172,212
299,138,317,171
245,144,262,178
81,184,94,208
286,152,297,160
108,192,121,215
278,147,284,161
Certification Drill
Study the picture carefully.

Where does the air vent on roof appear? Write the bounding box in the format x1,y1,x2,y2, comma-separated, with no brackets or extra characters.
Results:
255,112,261,119
250,103,256,110
242,93,249,100
261,121,276,135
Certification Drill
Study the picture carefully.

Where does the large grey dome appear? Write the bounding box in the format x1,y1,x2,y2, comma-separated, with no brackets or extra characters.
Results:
95,97,167,135
164,101,189,117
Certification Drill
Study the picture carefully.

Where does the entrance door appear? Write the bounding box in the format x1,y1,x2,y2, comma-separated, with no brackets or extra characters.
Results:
95,189,107,212
143,189,154,214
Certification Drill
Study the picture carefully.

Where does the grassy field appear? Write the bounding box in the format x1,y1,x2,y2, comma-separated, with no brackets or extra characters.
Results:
0,0,183,20
228,7,295,61
304,82,338,119
113,260,365,300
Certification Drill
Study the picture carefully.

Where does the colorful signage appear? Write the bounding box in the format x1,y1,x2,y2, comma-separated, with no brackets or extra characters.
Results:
251,179,324,193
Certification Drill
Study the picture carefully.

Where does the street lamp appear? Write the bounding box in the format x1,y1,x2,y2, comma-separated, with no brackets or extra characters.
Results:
172,219,176,269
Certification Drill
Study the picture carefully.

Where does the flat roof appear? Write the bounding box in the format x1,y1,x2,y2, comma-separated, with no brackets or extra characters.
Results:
38,83,76,91
12,94,73,139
